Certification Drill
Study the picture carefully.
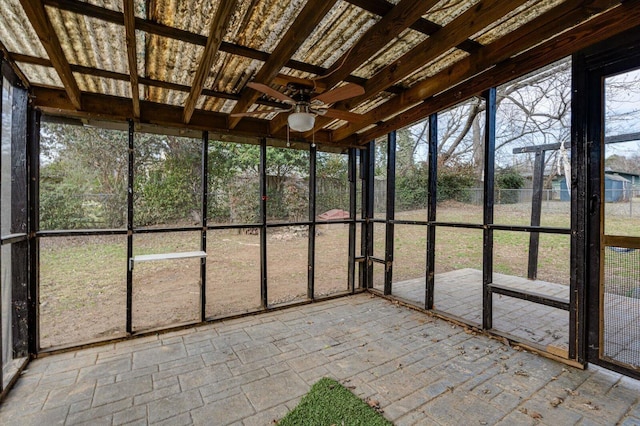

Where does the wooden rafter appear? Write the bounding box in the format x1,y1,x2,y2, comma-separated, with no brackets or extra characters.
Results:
345,0,483,54
310,0,527,136
41,0,406,95
332,0,619,142
357,0,529,106
10,52,283,109
227,0,340,129
357,0,638,143
321,0,440,89
19,0,81,109
122,0,140,118
183,0,237,124
270,0,438,135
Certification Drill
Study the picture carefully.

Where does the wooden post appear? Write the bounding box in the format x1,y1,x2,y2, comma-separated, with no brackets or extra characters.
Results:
483,87,496,330
528,150,545,280
384,131,396,295
426,113,437,310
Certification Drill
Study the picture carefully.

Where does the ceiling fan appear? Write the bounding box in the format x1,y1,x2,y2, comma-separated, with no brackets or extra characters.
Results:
231,80,366,132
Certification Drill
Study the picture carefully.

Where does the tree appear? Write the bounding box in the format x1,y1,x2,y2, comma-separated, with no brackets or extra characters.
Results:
40,123,129,229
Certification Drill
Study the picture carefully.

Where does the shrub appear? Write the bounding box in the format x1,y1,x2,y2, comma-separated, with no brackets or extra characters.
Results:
496,167,525,204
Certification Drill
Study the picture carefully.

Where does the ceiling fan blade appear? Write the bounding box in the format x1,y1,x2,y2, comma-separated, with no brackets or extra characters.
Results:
246,82,296,104
313,108,366,123
312,83,365,104
230,108,290,118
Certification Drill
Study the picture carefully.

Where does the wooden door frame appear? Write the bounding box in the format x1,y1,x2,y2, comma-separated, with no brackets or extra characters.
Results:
572,25,640,378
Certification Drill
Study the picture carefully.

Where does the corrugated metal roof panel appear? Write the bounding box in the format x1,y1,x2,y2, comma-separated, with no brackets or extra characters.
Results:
47,7,128,74
74,73,131,98
474,0,564,44
291,2,380,70
15,63,62,87
147,87,189,107
0,0,48,59
226,0,307,53
148,0,219,36
144,34,203,87
425,0,481,27
353,28,427,79
352,92,395,115
205,52,263,95
401,48,469,87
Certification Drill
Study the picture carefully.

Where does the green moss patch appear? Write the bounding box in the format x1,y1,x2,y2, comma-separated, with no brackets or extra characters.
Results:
278,377,392,426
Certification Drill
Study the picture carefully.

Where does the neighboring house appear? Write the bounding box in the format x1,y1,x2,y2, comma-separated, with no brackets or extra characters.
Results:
557,171,639,202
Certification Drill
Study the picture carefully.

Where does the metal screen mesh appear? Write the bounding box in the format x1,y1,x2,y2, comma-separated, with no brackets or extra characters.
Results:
603,247,640,368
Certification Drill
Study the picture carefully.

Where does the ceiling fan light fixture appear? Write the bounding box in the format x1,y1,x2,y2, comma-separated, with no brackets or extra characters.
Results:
288,104,315,132
288,111,315,132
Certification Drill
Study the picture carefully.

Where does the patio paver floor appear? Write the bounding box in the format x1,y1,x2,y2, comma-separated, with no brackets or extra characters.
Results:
1,293,639,425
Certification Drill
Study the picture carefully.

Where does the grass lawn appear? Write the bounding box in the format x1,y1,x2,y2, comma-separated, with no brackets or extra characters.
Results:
278,378,392,426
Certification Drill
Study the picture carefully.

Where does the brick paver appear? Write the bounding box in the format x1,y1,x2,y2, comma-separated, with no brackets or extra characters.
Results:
1,294,639,425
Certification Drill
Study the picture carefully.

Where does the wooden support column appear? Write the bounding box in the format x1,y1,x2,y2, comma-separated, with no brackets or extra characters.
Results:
426,113,437,310
126,119,134,334
348,148,357,294
308,144,316,300
482,87,496,330
27,107,41,355
200,131,208,321
11,85,29,358
259,138,268,308
365,142,375,289
384,131,396,295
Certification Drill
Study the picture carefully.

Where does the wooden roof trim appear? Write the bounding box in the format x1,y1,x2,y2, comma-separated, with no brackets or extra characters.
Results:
123,0,140,118
183,0,237,124
332,0,618,141
321,0,441,89
20,0,81,109
357,0,638,143
344,0,483,53
228,0,340,129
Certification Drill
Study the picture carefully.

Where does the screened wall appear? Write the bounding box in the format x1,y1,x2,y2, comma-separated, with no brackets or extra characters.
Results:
36,123,360,349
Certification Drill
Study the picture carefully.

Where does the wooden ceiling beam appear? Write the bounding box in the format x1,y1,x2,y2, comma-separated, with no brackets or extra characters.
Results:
20,0,81,109
347,0,529,108
344,0,482,53
272,0,435,136
357,0,638,143
10,52,283,108
312,0,526,137
123,0,140,118
333,0,618,141
321,0,440,89
182,0,237,124
228,0,340,129
29,85,355,146
41,0,404,96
